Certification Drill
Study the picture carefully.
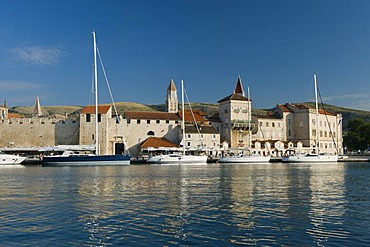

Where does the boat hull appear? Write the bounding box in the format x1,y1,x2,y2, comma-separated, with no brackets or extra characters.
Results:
218,156,270,163
147,154,207,164
282,154,338,163
0,154,27,165
42,154,131,166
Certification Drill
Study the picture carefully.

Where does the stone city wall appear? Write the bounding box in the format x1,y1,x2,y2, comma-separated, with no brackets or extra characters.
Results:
0,118,79,147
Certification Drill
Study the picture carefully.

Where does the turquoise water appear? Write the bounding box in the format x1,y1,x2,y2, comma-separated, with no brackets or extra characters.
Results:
1,163,370,246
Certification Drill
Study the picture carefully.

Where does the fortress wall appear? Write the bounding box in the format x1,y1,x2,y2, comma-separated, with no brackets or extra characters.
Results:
0,118,79,147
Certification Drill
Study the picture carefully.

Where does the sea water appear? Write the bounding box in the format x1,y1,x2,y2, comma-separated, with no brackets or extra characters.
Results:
0,163,370,246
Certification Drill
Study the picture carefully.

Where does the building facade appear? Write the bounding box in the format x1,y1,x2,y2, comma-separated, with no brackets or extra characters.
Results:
0,77,343,158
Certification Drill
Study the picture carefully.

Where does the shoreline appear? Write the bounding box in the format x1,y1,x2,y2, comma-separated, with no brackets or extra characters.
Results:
21,155,370,166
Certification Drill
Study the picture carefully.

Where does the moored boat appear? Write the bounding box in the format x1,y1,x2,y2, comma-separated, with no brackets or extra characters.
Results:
42,31,130,166
0,152,26,166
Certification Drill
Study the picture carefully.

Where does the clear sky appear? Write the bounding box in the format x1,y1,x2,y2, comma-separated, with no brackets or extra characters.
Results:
1,0,370,110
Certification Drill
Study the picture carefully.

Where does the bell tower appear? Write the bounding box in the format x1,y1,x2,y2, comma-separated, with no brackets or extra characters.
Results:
166,78,178,113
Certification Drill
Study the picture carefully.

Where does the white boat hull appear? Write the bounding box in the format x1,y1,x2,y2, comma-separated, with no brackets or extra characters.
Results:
0,154,27,165
282,154,338,163
147,154,207,164
218,155,270,163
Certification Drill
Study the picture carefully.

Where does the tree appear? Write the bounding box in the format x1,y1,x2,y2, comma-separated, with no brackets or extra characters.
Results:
344,118,370,151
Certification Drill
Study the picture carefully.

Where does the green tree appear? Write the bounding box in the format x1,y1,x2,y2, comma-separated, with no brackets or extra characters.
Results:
344,118,370,151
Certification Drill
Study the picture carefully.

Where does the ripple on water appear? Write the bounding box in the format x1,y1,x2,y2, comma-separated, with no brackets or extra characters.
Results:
0,163,370,245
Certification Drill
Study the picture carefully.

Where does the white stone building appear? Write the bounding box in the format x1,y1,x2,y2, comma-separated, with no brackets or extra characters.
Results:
210,76,343,156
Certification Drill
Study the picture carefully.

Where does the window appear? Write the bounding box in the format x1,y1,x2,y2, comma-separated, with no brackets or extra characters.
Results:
98,114,101,122
288,119,291,125
312,129,316,137
86,114,91,122
175,121,179,124
156,120,160,124
137,119,141,124
187,141,191,147
260,122,262,126
147,120,150,124
266,122,269,127
166,120,169,124
127,119,131,124
147,131,155,136
188,134,191,138
272,122,275,128
288,129,291,137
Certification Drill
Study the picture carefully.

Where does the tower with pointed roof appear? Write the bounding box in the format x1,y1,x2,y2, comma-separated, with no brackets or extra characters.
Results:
33,96,42,118
234,75,245,97
217,76,253,149
166,78,178,113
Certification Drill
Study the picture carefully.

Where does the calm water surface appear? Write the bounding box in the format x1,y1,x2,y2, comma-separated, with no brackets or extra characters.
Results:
1,163,370,246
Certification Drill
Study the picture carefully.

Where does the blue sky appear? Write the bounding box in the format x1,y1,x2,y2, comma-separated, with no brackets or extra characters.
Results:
1,0,370,111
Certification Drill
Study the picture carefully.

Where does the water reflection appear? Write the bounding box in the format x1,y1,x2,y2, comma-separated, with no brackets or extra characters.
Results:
307,164,349,246
0,163,369,246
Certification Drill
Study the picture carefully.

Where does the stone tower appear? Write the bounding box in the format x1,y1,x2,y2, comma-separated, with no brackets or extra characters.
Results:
166,78,178,113
217,75,252,148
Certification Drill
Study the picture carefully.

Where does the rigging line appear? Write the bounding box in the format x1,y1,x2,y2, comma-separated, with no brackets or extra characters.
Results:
96,46,130,155
252,101,271,154
184,88,204,145
89,64,95,107
317,88,338,154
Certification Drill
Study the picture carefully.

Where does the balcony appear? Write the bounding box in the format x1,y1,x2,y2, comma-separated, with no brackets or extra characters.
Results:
231,120,254,130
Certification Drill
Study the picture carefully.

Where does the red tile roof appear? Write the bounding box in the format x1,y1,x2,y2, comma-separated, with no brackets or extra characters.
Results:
81,105,111,114
218,93,249,103
277,103,336,116
8,113,24,118
278,104,293,112
140,137,179,148
179,110,206,123
125,110,207,123
125,111,181,120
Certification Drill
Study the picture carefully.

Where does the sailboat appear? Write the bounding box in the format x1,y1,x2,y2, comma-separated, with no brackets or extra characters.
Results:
282,74,338,163
42,32,131,166
218,86,270,163
147,80,207,164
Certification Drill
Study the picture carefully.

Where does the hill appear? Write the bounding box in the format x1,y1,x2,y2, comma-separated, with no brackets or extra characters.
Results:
9,102,370,131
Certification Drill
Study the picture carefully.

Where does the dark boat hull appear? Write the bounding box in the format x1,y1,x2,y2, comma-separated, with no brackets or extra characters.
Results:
42,154,131,166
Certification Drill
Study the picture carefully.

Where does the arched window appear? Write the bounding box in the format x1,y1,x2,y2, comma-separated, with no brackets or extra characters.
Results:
147,131,155,136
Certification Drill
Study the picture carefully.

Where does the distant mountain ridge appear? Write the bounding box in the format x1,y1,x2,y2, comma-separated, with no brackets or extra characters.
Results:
9,102,370,131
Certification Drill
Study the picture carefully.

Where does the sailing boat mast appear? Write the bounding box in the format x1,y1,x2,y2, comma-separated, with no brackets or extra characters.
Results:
181,80,186,155
247,86,252,151
93,31,99,155
314,74,319,154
